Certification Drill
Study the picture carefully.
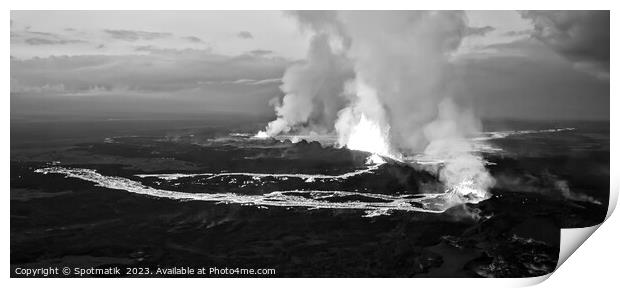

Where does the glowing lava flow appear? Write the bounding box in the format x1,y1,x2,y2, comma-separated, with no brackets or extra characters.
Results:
33,156,460,217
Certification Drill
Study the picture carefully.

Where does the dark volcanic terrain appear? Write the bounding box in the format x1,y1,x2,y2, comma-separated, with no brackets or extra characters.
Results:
10,117,609,277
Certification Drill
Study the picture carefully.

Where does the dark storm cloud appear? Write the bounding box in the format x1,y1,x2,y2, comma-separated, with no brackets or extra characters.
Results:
104,29,173,41
466,25,495,36
520,11,609,79
454,39,609,120
248,49,273,57
183,36,203,43
237,31,253,39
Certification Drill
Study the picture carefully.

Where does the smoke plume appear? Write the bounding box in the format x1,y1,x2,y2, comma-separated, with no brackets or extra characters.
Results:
259,11,495,203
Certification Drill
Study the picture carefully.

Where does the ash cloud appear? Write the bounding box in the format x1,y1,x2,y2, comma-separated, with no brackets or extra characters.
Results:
520,11,609,79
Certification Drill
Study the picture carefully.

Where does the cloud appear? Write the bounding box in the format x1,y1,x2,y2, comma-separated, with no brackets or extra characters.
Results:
133,46,216,58
502,29,533,37
466,25,495,36
520,11,609,79
204,78,282,86
452,40,609,120
11,49,288,95
24,37,85,45
248,49,273,57
27,31,57,37
12,30,87,46
11,83,67,94
252,78,281,85
104,29,172,41
11,49,289,118
287,11,346,36
183,36,203,43
237,31,253,39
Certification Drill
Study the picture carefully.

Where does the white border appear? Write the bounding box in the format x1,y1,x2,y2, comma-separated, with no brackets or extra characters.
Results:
4,1,618,287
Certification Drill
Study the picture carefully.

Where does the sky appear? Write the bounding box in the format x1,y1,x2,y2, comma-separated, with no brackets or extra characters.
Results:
10,10,610,121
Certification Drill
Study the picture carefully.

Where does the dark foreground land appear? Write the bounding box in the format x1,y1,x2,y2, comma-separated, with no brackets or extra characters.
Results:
10,116,609,277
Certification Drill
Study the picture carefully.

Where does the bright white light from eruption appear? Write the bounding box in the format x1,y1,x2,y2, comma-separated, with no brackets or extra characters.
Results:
253,130,270,139
345,114,394,157
365,153,386,165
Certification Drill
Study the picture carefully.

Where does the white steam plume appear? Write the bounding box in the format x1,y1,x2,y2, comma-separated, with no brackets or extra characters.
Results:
423,98,495,202
337,11,466,153
262,30,352,136
260,11,495,204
